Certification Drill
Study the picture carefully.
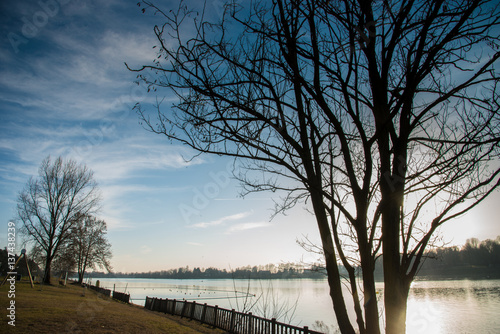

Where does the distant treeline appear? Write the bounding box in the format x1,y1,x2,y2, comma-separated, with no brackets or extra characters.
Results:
413,236,500,278
89,263,327,279
80,236,500,280
371,236,500,279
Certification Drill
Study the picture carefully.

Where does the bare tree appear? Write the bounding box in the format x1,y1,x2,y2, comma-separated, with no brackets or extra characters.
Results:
67,214,112,284
17,156,100,284
130,1,500,333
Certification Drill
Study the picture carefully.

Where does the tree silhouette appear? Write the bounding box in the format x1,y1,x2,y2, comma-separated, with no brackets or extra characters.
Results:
130,1,500,333
66,214,112,284
17,156,100,284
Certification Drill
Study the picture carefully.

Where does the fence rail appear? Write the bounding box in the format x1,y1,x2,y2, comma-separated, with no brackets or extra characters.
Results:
112,290,130,303
145,296,323,334
86,283,130,303
86,284,111,297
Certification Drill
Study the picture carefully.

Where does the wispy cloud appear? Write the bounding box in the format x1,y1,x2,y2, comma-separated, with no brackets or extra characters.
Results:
100,184,182,201
0,10,160,123
140,245,153,255
226,222,272,234
187,242,203,246
99,214,133,231
192,211,253,228
191,211,271,234
83,140,204,181
0,127,203,179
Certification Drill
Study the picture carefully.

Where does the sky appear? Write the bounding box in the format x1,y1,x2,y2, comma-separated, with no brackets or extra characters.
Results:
1,0,499,274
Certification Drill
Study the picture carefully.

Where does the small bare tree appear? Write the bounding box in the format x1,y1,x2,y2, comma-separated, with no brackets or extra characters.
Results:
228,278,299,326
67,214,112,284
130,1,500,333
17,156,100,284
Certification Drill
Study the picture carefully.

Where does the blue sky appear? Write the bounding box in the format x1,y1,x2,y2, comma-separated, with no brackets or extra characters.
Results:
1,0,499,273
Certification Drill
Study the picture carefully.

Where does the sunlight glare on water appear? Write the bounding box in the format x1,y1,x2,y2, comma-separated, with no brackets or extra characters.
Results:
406,298,444,334
406,279,500,334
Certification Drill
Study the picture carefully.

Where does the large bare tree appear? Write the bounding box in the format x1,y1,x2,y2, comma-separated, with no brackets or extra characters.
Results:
130,1,500,333
17,156,100,284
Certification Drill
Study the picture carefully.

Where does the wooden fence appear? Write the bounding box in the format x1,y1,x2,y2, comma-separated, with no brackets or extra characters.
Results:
144,297,323,334
112,290,130,303
86,284,111,297
86,283,129,303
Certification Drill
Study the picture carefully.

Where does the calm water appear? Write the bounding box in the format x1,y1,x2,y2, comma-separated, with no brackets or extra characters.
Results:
92,278,500,333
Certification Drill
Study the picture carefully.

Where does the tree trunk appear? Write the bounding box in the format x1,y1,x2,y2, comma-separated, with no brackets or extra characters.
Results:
323,234,356,334
361,259,380,334
377,109,410,333
384,278,410,334
78,258,85,284
356,217,380,334
381,187,410,334
311,193,356,334
78,272,84,284
43,256,52,285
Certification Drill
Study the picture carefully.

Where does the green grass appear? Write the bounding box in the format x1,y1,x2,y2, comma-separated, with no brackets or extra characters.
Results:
0,279,225,333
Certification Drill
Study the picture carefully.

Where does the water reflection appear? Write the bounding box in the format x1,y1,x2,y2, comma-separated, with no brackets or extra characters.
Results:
406,296,443,334
406,280,500,334
94,278,500,333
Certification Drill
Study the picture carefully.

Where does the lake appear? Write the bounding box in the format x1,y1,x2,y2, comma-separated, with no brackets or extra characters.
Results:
91,277,500,333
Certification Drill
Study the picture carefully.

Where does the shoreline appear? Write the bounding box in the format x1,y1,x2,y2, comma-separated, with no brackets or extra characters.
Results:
0,279,224,333
84,268,500,282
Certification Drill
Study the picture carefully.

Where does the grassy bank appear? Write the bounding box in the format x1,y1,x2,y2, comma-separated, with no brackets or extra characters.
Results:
0,279,225,333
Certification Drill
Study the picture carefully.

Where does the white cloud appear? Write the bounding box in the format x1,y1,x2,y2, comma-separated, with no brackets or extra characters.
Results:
100,184,176,201
0,20,161,123
83,141,204,182
100,30,159,66
192,211,253,228
190,211,271,234
226,221,272,234
0,121,203,179
187,242,203,246
98,213,132,231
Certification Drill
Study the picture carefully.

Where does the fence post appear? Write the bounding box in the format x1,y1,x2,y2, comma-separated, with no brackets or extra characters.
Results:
191,301,196,320
181,300,187,318
230,309,236,332
201,303,207,324
271,318,276,334
304,325,309,334
247,312,253,334
214,305,219,328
